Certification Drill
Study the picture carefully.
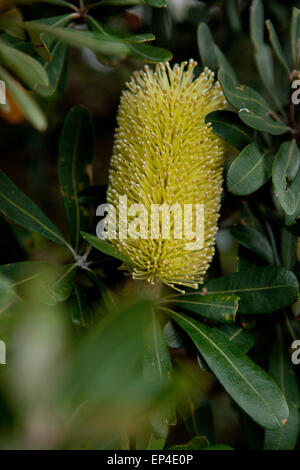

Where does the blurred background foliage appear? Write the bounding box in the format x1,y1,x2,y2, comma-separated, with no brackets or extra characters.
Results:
0,0,299,450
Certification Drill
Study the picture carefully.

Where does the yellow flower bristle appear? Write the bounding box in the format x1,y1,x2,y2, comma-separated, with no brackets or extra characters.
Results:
107,59,226,291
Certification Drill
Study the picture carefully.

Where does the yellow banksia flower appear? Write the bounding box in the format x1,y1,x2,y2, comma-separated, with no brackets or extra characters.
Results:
107,59,226,291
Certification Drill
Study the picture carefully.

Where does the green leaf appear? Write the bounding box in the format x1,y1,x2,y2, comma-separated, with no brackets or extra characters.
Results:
202,444,234,450
272,140,300,215
164,320,184,349
93,0,167,7
0,66,47,131
230,225,275,264
285,166,300,225
69,283,94,328
145,0,167,6
81,232,132,265
217,324,257,353
0,170,67,246
290,7,300,66
27,14,75,62
0,38,49,90
99,0,148,5
128,43,173,63
0,274,17,314
249,0,282,109
180,399,215,443
35,41,68,97
196,21,237,79
68,299,154,404
87,16,154,43
167,293,239,324
214,45,238,81
218,68,289,135
0,7,26,41
144,311,176,438
0,261,76,305
42,263,77,306
205,111,252,150
0,261,43,289
26,20,130,58
226,143,273,196
42,0,76,7
171,311,289,430
135,431,166,450
264,326,300,449
250,0,264,49
266,19,290,73
281,228,297,270
253,44,277,101
226,0,241,32
84,269,116,313
197,22,218,71
170,436,209,450
58,107,94,251
203,266,299,314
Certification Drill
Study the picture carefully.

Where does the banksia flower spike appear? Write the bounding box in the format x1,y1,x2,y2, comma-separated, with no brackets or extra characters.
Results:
106,60,226,291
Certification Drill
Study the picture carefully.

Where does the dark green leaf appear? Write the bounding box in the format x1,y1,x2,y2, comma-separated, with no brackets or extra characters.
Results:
203,266,299,314
249,0,281,108
58,107,94,251
170,436,209,450
81,231,132,264
27,14,75,62
264,326,300,449
35,42,68,97
167,293,239,324
214,45,238,81
145,0,167,6
266,19,290,73
281,228,297,270
42,0,76,7
226,0,241,32
164,320,184,349
217,324,257,353
135,432,166,450
206,111,252,150
250,0,264,49
290,7,300,66
180,399,215,443
99,0,148,5
202,444,234,450
197,22,218,70
218,68,289,135
128,43,173,63
42,263,77,306
171,311,289,430
26,21,131,58
0,169,66,246
84,268,116,313
69,283,95,328
0,261,76,305
230,225,275,264
0,274,17,314
0,7,26,41
272,140,300,215
144,311,176,438
87,16,154,43
227,143,273,196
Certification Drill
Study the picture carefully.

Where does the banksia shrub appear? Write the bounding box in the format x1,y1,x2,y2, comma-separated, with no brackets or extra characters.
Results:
107,60,226,290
